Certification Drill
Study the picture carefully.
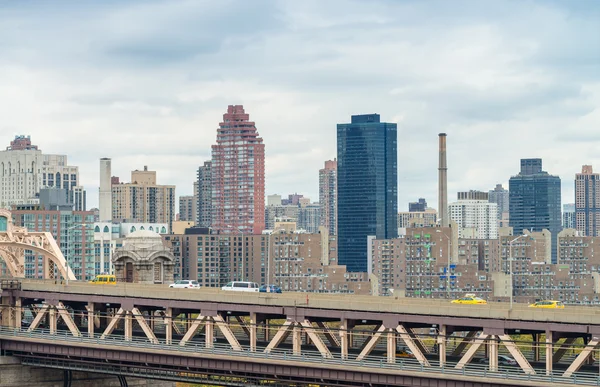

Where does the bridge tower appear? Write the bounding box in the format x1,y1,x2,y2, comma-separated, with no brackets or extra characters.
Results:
0,209,75,281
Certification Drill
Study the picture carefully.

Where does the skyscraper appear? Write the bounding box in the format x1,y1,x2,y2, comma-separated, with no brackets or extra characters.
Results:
337,114,398,272
112,166,176,229
449,198,498,239
211,105,265,234
489,184,509,221
509,159,561,263
179,195,195,222
196,161,212,227
319,159,337,235
408,198,427,212
563,203,576,230
575,165,600,236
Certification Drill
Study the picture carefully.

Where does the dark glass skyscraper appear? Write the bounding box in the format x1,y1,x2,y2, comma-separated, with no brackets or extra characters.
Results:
509,159,561,263
337,114,398,272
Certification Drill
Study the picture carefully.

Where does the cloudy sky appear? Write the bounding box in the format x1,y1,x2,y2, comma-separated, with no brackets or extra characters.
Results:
0,0,598,212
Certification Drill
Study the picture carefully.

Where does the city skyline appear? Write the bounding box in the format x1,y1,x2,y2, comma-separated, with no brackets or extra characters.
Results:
0,1,598,212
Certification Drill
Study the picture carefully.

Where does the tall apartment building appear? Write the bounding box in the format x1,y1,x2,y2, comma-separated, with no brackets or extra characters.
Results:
0,135,83,208
509,158,561,263
575,165,600,236
319,159,337,235
397,209,437,229
11,199,95,280
563,203,576,229
71,186,86,211
196,161,212,227
111,166,176,230
298,201,321,233
265,204,299,230
489,184,509,221
457,190,488,201
179,195,195,222
337,114,398,272
211,105,265,235
449,197,498,239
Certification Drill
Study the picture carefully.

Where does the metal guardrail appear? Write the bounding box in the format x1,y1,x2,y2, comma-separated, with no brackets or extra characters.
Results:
0,327,599,385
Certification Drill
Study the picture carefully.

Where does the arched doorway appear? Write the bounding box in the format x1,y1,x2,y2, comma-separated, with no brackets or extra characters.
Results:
126,262,133,283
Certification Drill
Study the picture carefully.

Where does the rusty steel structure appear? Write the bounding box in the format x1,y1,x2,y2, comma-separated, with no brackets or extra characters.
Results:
1,279,600,386
0,209,76,281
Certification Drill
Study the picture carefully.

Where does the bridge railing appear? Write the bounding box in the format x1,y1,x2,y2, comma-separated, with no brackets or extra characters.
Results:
1,326,599,386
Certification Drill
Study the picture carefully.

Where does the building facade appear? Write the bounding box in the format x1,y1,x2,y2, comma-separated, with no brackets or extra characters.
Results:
337,114,398,272
196,161,212,227
575,165,600,237
179,195,195,222
298,202,321,233
397,209,437,229
449,199,498,239
408,198,427,212
211,105,265,235
489,184,509,221
319,159,337,235
0,135,83,209
509,158,562,263
563,203,576,230
111,166,176,230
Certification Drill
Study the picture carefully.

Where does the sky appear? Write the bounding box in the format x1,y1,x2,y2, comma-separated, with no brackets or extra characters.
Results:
0,0,598,213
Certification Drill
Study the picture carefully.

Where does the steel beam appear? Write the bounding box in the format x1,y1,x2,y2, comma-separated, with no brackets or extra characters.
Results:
213,314,242,351
292,324,301,355
264,320,293,353
455,333,489,369
545,331,552,375
552,337,576,363
451,330,478,357
356,324,385,361
86,303,94,338
100,308,125,339
179,314,206,346
249,312,256,352
498,334,535,375
49,307,57,334
408,327,430,354
131,308,158,344
165,308,173,345
56,302,80,337
563,338,599,377
340,318,349,360
205,317,214,348
300,319,332,359
28,304,49,332
489,337,498,372
396,324,430,366
316,321,340,347
438,324,447,367
386,329,396,364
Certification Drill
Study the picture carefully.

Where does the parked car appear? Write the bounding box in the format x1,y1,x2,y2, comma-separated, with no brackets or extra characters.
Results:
479,355,517,366
169,280,200,289
259,284,282,293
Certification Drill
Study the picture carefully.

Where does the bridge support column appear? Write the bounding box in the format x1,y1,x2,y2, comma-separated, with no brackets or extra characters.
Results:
249,312,257,352
14,298,21,329
386,329,396,364
340,319,350,360
532,333,540,362
165,307,173,345
124,311,132,341
545,330,553,375
264,319,270,342
438,324,447,367
49,307,57,334
293,324,301,355
205,318,214,348
86,303,94,338
489,337,498,372
396,324,430,366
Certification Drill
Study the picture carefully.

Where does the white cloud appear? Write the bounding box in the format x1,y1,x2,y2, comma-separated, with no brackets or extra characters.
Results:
0,0,597,212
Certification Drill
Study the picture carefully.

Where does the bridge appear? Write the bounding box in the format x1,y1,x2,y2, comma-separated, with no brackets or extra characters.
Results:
2,279,600,386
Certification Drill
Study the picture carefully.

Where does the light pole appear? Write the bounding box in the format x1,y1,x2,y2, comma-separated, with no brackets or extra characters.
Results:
508,234,527,310
435,229,452,299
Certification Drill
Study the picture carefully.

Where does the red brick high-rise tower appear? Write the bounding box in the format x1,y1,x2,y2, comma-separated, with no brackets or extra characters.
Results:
211,105,265,235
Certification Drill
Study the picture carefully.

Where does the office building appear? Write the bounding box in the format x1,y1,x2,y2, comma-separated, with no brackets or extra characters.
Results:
0,135,82,208
563,203,576,230
408,198,427,212
449,198,498,239
319,159,337,235
337,114,398,272
196,161,212,227
112,166,176,230
489,184,509,221
457,191,488,201
12,201,95,280
211,105,265,234
509,159,561,263
575,165,600,236
179,195,195,222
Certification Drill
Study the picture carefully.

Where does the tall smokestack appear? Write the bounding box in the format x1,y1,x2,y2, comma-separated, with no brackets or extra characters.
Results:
99,158,112,222
438,133,448,227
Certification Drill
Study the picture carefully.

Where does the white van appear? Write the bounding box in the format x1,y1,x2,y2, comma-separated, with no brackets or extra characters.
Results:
222,281,259,292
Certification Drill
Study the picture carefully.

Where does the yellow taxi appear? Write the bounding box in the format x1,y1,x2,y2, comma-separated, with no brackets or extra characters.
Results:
451,294,487,305
528,300,565,309
396,349,414,358
89,275,117,285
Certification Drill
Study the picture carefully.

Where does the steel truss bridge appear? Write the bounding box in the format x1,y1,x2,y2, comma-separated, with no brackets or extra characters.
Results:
2,279,600,387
